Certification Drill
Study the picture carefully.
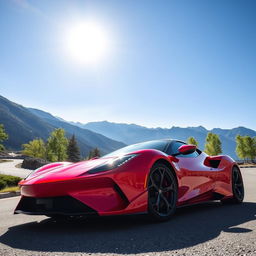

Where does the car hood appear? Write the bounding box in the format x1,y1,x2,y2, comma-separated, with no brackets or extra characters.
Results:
21,157,115,185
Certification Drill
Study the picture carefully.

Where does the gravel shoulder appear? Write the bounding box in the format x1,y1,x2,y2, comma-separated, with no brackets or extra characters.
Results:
0,168,255,256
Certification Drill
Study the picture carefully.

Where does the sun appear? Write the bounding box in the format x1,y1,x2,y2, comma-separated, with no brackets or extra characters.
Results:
64,21,110,65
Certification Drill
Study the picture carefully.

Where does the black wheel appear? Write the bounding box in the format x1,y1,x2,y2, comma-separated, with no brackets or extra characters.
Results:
221,166,244,204
147,163,178,221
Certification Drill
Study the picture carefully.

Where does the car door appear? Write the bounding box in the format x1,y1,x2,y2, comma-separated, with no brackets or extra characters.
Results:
166,141,216,204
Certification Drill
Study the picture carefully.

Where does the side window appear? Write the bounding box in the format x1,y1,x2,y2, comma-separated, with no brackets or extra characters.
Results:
167,141,199,158
169,141,185,155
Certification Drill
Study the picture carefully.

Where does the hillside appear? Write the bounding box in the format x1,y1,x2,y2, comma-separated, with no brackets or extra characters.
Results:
0,96,54,150
0,95,125,156
28,108,125,155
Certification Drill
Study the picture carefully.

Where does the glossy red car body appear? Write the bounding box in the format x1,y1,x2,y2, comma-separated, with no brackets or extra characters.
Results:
15,140,239,217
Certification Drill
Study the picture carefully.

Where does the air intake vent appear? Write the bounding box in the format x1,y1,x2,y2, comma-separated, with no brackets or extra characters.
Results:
15,196,98,216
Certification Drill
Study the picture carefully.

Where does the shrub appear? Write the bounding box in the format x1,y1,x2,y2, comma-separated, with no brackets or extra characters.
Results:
0,180,7,190
0,174,22,189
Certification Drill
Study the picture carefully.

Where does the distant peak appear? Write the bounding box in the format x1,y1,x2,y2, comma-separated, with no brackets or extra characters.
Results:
85,120,147,128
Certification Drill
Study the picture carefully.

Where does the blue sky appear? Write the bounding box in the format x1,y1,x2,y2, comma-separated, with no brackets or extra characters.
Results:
1,0,256,129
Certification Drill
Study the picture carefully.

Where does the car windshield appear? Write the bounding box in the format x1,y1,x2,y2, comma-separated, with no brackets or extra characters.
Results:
102,140,169,157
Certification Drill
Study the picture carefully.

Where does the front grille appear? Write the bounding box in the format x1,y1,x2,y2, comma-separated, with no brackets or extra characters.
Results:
15,196,98,216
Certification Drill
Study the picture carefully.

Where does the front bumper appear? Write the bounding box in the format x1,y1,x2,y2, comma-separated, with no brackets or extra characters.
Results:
14,195,98,216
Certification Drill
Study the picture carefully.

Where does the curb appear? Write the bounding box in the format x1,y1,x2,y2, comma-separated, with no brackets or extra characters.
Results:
239,166,256,168
0,191,20,199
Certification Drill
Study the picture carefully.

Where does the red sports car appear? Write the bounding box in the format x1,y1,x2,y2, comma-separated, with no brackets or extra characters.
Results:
15,139,244,221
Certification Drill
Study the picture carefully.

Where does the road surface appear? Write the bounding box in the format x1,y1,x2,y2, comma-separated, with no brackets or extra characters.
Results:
0,159,32,178
0,168,255,256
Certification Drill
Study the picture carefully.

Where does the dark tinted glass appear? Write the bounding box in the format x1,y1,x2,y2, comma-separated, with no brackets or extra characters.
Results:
167,141,185,155
167,141,199,158
103,140,168,157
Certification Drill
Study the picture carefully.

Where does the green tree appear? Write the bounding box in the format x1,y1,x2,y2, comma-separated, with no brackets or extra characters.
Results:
187,137,198,146
0,124,8,151
244,136,256,162
22,139,46,158
46,128,68,162
204,132,222,156
67,134,81,162
87,147,101,159
236,135,247,161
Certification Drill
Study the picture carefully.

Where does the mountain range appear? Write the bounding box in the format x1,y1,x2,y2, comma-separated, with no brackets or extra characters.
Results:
0,95,125,156
71,121,256,159
1,94,256,159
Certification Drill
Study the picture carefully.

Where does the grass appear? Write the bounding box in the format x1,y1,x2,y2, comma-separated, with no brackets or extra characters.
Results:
0,186,19,193
0,160,13,163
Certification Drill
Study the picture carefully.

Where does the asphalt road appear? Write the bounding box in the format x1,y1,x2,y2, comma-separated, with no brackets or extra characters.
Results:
0,159,32,178
0,168,255,256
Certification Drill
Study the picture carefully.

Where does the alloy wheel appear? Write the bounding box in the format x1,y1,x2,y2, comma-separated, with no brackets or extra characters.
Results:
148,164,177,218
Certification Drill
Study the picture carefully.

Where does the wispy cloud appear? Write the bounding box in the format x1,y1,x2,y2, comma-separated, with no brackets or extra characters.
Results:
12,0,44,16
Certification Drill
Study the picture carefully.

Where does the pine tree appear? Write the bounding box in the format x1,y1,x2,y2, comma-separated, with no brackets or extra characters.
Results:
204,132,222,156
87,147,101,159
0,124,8,151
67,135,81,162
187,137,198,146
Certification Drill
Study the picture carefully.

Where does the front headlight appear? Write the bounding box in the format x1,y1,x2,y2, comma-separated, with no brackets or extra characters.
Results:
88,154,138,174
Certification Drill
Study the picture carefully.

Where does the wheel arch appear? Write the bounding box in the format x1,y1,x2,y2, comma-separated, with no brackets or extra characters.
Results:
232,163,244,183
151,158,179,187
232,163,240,170
231,163,242,180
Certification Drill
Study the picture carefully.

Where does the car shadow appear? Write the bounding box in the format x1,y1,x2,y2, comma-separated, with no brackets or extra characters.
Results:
0,202,255,254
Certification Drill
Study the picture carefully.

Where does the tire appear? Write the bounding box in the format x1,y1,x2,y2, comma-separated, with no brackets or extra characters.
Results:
221,166,244,204
147,163,178,221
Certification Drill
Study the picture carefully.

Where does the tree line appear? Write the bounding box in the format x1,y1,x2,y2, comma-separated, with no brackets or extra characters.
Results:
0,123,256,162
187,133,222,156
0,125,99,162
187,133,256,162
22,128,101,162
235,135,256,162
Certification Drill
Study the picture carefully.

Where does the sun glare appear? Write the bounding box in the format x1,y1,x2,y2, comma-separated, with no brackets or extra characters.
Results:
64,21,110,65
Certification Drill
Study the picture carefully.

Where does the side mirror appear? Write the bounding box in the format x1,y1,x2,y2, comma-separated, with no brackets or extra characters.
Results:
178,144,196,155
